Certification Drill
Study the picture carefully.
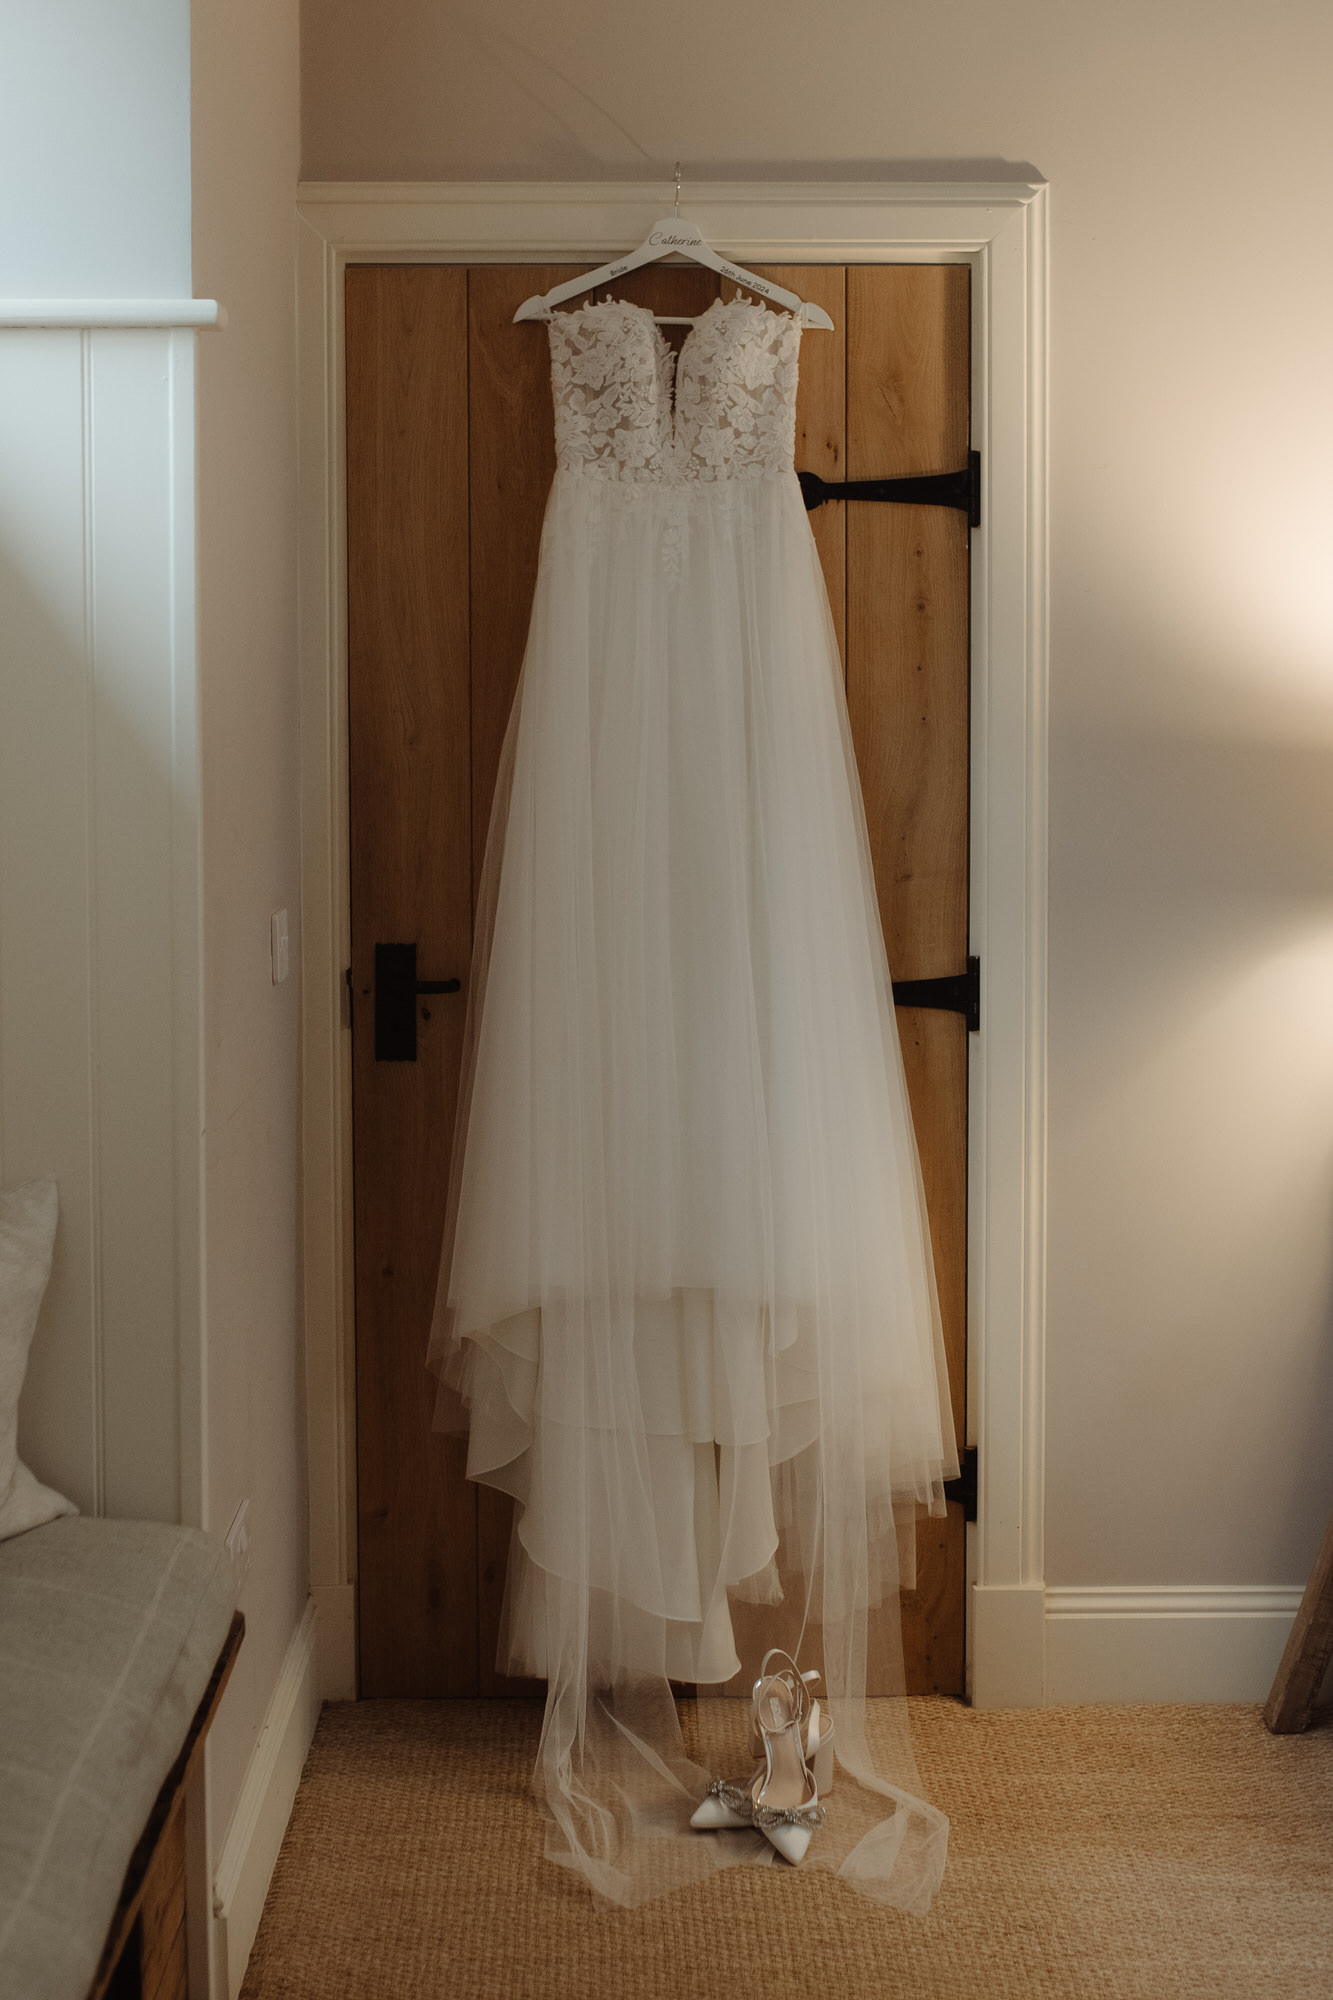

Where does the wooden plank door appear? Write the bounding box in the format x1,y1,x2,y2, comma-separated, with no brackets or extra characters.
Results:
345,266,475,1696
846,267,970,1692
346,263,970,1699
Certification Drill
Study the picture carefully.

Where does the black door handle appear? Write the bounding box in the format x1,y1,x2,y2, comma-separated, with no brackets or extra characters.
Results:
374,942,461,1061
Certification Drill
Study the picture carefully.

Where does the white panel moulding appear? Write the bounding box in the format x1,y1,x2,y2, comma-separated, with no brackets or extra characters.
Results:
0,324,204,1527
0,300,225,328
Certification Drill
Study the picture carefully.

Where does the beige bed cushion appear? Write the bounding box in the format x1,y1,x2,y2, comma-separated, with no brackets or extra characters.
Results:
0,1517,238,2000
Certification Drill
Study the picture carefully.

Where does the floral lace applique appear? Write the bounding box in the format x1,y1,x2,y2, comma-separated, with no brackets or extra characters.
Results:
671,302,800,482
547,298,800,488
548,302,673,482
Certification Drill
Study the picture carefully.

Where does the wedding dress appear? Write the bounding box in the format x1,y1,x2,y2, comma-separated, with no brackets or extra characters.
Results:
429,295,959,1910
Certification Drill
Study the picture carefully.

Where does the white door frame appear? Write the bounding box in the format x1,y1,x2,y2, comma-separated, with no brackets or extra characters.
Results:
294,180,1050,1708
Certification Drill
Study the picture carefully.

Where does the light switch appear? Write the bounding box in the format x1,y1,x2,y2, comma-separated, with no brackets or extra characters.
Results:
271,908,289,984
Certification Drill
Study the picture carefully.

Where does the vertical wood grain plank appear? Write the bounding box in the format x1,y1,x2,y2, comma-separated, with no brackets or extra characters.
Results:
467,265,582,1695
468,266,579,911
347,265,476,1696
608,262,721,339
136,1795,186,2000
847,264,971,1693
141,1919,186,2000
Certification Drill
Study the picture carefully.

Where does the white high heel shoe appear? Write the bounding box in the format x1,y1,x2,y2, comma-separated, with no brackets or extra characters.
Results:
689,1651,834,1836
749,1660,826,1864
689,1775,757,1830
748,1660,836,1795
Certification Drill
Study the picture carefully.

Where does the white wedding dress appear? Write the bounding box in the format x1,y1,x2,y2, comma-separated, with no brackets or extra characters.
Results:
429,296,959,1910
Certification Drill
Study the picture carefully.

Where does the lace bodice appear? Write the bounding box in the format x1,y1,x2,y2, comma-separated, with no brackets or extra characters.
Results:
548,297,800,485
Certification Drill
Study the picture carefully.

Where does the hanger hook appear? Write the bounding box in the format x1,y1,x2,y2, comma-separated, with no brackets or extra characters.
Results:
674,161,682,218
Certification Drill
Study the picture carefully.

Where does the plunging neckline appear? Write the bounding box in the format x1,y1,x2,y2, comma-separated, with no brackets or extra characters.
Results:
548,294,799,440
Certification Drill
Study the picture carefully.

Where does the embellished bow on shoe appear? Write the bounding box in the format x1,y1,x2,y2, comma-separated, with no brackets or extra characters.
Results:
688,1649,837,1860
753,1799,827,1833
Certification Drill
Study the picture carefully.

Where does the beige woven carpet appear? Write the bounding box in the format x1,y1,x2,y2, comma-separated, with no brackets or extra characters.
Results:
240,1698,1332,2000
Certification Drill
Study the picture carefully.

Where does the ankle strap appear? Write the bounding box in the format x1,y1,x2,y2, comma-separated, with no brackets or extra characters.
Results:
755,1648,818,1722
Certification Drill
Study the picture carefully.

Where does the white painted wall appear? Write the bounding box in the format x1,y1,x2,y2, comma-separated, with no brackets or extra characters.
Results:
191,0,307,1873
0,0,192,296
300,0,1333,1635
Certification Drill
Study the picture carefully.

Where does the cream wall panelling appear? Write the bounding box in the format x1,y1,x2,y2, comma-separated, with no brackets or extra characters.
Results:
0,322,206,1528
294,180,1051,1706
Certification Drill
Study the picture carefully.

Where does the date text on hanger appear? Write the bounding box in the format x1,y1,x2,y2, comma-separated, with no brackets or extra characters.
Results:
512,171,835,331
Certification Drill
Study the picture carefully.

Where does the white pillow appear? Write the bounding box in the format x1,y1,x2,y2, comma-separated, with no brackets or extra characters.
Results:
0,1177,77,1540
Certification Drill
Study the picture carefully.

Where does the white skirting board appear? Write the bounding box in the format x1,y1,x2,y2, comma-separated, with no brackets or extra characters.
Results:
971,1583,1047,1708
972,1582,1315,1707
212,1598,321,2000
1044,1586,1307,1705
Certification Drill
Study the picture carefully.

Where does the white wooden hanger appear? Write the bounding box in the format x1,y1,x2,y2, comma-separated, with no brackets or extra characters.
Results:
512,165,835,331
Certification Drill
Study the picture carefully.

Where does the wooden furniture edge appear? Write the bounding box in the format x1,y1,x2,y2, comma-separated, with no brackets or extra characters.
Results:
87,1611,246,2000
1264,1505,1333,1734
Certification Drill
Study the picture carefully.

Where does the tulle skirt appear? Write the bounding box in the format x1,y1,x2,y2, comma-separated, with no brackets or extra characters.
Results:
429,464,959,1909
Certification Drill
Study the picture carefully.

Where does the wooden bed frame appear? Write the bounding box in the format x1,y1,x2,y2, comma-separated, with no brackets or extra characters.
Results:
88,1613,245,2000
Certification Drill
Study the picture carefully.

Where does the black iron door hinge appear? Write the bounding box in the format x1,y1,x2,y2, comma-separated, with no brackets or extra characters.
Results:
799,450,981,530
943,1447,978,1522
892,956,980,1035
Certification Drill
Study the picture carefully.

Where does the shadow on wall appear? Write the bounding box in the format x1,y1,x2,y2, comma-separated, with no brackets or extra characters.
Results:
1047,716,1333,1585
300,0,1041,182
